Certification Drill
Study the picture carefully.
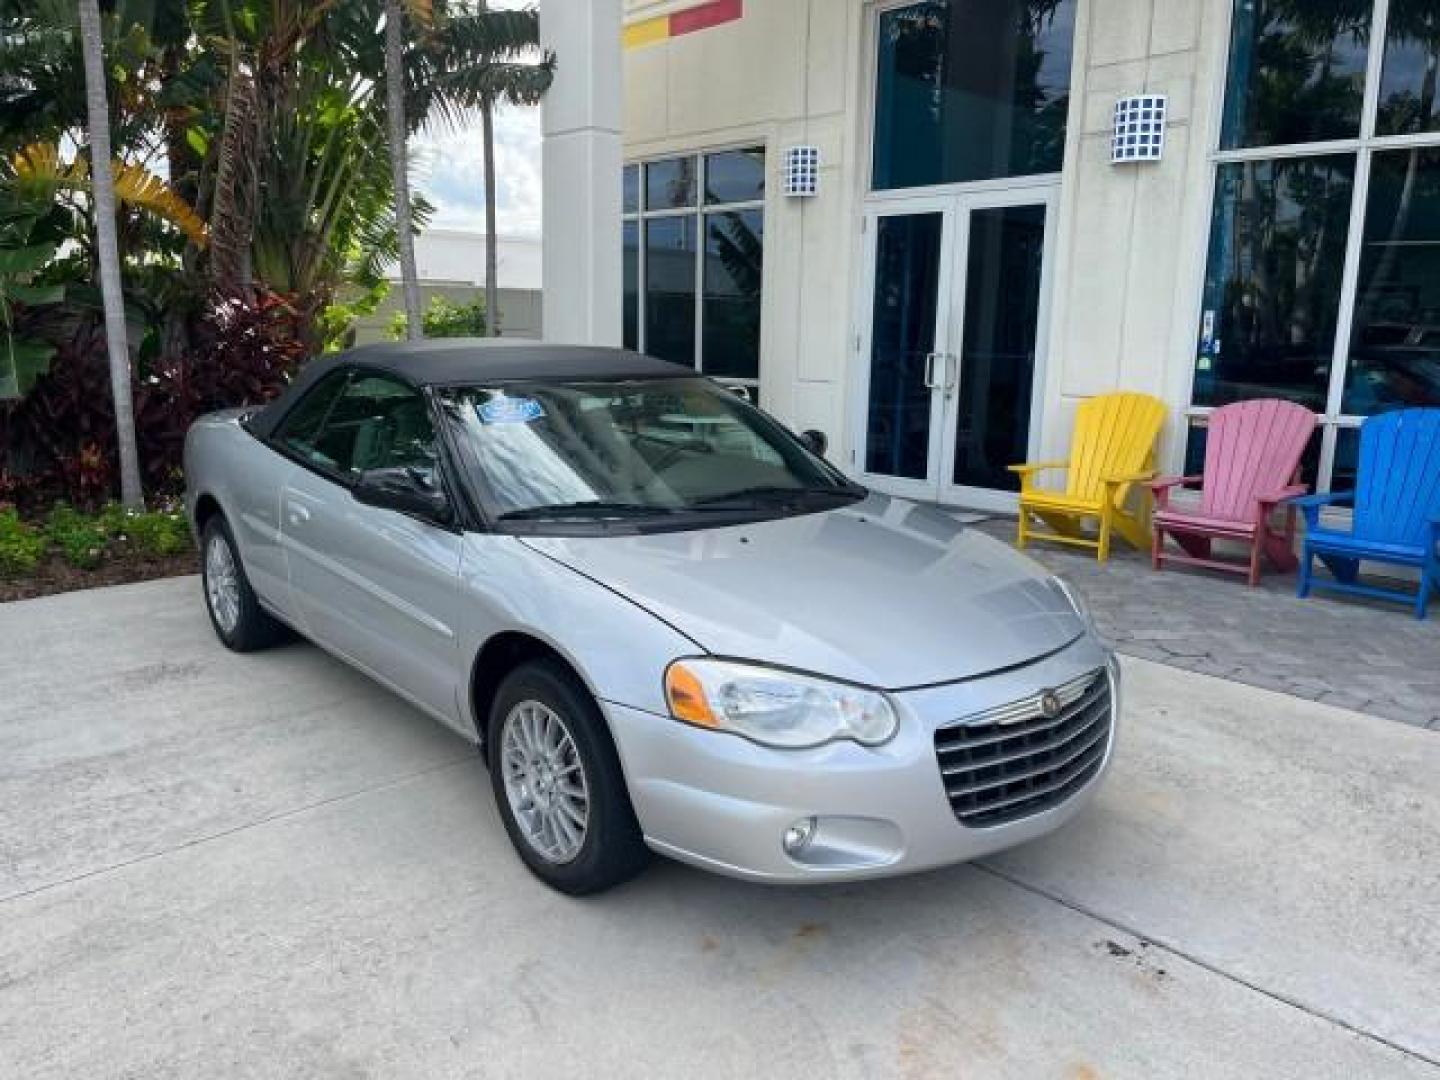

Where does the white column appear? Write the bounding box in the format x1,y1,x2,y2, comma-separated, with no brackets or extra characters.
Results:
540,0,623,345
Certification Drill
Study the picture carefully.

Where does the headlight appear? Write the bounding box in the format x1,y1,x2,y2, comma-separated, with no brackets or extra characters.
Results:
663,659,898,749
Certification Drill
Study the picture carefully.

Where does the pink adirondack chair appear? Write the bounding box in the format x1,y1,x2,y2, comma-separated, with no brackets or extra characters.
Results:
1150,399,1317,586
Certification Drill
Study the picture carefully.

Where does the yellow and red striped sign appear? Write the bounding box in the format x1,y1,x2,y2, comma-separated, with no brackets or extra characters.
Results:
624,0,743,50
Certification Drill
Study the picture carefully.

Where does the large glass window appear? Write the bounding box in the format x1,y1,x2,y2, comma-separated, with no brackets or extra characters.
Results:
1195,157,1355,412
1195,1,1440,491
1343,147,1440,413
1376,2,1440,135
644,216,697,368
872,0,1077,190
1219,0,1371,149
622,148,765,398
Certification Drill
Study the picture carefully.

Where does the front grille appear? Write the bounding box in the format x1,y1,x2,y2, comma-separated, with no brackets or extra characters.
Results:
934,668,1112,828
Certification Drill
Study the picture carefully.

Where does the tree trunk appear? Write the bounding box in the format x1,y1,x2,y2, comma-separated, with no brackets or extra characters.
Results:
482,99,500,337
477,0,500,337
78,0,143,510
385,0,423,341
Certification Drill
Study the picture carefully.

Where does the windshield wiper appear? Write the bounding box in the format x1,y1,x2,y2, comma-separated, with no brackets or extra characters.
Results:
691,484,861,509
496,500,681,521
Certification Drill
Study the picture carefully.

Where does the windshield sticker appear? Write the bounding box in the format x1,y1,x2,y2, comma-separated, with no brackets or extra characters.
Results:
478,396,545,425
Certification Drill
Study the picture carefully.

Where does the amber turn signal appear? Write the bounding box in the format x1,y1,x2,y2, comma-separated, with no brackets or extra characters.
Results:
665,662,718,727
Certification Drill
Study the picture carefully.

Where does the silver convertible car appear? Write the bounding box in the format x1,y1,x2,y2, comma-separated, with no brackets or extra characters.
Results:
185,340,1117,894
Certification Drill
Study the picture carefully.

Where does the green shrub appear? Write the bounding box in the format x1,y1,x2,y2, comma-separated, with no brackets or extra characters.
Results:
121,510,192,557
388,294,487,340
0,509,48,575
44,504,108,569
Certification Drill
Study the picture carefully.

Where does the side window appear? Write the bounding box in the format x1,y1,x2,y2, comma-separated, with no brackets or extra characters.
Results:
275,371,349,457
283,372,438,482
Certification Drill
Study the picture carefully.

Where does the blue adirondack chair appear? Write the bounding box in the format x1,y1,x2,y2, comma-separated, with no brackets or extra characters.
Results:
1292,409,1440,619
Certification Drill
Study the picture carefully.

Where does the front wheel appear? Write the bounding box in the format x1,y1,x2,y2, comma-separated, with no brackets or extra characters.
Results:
488,659,650,895
201,516,286,652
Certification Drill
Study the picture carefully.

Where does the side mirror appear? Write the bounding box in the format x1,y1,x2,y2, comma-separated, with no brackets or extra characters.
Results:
799,429,829,457
353,466,450,522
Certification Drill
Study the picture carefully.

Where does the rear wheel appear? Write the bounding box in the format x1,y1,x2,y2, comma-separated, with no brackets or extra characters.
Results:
488,659,650,895
201,516,286,652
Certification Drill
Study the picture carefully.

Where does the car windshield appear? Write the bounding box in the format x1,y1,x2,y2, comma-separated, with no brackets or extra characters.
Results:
436,378,862,526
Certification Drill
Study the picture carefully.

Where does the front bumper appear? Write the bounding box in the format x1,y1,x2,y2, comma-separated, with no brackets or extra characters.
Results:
605,635,1118,883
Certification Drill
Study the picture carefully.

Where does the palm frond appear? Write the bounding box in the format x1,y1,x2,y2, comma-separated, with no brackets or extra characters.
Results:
13,141,209,248
439,8,542,61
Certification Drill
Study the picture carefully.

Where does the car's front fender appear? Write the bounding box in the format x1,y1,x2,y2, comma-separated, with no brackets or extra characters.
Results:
456,534,703,731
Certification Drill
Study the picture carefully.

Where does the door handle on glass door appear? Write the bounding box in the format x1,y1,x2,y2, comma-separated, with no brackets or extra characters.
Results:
924,352,941,389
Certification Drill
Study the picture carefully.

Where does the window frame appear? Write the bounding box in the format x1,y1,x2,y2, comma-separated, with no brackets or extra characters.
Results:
622,144,766,399
1191,0,1440,492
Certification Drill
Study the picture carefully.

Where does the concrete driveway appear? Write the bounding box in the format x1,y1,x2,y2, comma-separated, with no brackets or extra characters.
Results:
1,576,1437,1079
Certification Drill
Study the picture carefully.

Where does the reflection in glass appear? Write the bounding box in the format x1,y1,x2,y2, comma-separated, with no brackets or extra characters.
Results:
953,205,1045,491
1343,148,1440,414
1331,425,1361,490
645,216,697,368
645,157,697,210
865,213,943,479
623,164,640,213
438,381,850,517
1219,0,1370,149
623,220,640,351
1377,1,1440,135
701,210,764,379
1193,156,1355,411
705,148,766,204
872,0,1076,190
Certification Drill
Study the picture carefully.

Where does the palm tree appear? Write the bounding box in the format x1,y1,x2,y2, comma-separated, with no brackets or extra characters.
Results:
77,0,142,509
478,0,498,337
385,0,424,340
427,5,552,337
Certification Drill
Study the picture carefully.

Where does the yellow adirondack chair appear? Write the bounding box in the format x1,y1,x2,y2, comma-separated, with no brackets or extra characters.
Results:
1009,392,1167,562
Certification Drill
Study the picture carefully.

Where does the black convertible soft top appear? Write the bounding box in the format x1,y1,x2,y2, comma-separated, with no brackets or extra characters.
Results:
247,338,693,440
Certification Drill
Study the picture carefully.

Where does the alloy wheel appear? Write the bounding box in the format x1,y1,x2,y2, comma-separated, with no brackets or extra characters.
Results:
204,533,241,635
499,700,591,864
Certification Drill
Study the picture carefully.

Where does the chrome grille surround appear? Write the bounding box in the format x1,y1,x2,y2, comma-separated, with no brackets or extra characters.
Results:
934,667,1112,828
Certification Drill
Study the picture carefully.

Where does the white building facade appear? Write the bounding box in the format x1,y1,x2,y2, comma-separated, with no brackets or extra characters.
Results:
618,0,1440,509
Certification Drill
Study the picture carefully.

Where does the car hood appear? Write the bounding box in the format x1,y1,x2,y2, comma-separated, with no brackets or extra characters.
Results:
519,493,1084,689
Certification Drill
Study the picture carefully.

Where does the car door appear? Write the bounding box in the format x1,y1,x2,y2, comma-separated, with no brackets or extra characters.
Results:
274,370,467,724
232,371,350,623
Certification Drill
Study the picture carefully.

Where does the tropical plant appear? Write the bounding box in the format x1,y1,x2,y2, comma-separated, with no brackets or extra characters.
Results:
423,4,552,338
0,0,551,513
386,0,425,339
387,293,487,339
0,508,47,575
0,216,63,399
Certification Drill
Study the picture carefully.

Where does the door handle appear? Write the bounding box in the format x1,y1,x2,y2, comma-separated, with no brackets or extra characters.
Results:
924,352,956,393
286,503,311,526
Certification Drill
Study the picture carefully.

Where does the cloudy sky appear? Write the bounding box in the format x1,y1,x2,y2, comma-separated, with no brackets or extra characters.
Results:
411,102,544,237
410,0,545,238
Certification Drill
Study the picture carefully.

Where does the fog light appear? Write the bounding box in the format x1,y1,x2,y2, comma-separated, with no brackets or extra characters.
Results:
783,817,817,855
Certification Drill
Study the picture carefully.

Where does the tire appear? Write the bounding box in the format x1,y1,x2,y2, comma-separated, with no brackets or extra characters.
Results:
200,515,286,652
488,659,650,895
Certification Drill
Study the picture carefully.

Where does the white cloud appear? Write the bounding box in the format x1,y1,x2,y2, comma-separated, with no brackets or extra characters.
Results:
412,103,543,237
410,0,545,237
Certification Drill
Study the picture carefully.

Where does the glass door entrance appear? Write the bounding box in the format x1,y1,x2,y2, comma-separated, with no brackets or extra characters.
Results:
858,189,1054,509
